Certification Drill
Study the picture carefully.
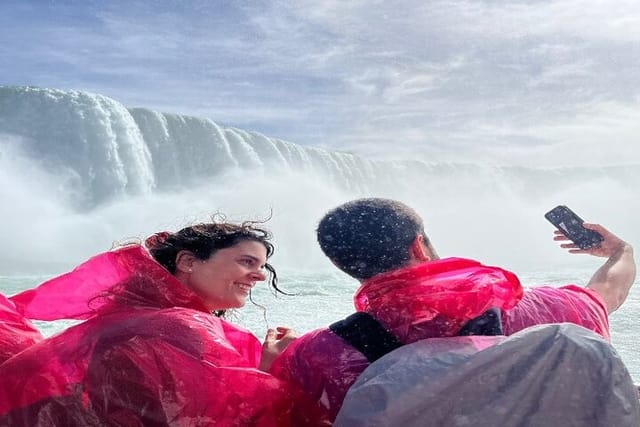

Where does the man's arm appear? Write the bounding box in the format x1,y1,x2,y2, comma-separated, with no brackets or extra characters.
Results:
555,223,636,313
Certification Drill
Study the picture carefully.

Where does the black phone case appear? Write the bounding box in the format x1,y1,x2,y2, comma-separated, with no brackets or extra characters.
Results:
544,205,604,249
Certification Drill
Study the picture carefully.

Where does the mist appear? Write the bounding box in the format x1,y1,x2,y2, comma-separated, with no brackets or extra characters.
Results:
1,87,638,278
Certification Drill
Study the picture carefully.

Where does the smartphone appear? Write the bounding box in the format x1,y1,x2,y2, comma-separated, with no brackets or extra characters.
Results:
544,205,604,249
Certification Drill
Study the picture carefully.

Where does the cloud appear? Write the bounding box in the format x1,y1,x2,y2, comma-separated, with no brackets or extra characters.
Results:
1,0,639,165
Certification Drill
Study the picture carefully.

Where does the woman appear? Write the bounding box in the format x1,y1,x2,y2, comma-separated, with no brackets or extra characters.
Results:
0,221,317,426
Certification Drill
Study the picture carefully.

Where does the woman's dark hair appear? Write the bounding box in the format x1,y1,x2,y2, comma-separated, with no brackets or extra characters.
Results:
145,221,283,316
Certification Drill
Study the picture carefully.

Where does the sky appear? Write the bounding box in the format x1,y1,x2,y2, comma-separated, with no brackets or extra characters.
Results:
1,0,640,165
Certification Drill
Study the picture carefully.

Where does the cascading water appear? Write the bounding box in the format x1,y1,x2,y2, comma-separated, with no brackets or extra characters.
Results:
1,85,639,274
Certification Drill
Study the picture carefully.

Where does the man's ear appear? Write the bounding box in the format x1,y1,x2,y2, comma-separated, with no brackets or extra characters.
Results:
175,250,197,273
409,235,432,262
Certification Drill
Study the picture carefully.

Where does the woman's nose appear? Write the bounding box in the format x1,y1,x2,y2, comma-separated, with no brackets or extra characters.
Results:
250,269,267,281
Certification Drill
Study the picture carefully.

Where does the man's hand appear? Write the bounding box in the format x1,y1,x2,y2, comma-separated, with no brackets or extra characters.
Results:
555,223,636,313
554,223,629,257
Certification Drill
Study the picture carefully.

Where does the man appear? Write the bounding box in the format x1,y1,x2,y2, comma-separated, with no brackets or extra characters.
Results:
271,198,636,422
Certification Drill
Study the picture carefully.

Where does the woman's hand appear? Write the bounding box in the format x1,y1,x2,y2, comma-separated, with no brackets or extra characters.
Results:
258,327,298,372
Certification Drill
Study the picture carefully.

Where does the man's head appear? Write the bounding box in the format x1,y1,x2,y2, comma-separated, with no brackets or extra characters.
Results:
317,198,438,281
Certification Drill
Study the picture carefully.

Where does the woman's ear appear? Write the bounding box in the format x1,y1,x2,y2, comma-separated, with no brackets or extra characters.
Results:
409,235,432,262
175,250,196,274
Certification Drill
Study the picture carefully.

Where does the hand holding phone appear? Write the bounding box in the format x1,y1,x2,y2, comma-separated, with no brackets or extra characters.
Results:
544,205,604,250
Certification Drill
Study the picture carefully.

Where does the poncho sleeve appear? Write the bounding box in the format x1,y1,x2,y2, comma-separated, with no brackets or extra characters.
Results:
86,323,297,425
503,285,610,339
0,294,42,365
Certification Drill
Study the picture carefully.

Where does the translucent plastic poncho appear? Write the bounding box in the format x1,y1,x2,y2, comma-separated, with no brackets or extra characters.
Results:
0,294,42,365
0,245,317,426
335,324,639,426
272,257,610,422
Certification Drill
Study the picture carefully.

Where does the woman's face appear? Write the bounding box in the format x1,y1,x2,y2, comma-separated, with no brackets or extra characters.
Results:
184,240,268,310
